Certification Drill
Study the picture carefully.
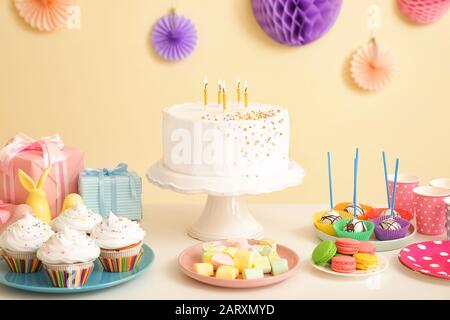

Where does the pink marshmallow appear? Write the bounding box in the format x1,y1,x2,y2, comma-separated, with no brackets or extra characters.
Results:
211,253,234,270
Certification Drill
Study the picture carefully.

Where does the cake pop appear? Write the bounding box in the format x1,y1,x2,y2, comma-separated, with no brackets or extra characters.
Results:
320,210,342,225
381,208,398,218
379,218,402,231
344,203,365,217
344,219,367,233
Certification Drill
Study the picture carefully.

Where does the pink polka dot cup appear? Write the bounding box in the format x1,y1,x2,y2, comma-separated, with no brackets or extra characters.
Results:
444,197,450,240
430,178,450,190
388,173,420,214
413,186,450,235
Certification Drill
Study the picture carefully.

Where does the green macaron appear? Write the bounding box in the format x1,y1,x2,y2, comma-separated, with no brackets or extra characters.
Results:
312,240,337,265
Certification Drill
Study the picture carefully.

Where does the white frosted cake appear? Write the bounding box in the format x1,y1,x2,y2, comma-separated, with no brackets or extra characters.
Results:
162,102,290,177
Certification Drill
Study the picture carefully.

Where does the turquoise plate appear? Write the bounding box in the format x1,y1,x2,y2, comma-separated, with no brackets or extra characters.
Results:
0,244,155,293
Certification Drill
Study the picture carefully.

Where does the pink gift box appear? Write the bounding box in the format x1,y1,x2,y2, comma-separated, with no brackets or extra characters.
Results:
0,135,84,218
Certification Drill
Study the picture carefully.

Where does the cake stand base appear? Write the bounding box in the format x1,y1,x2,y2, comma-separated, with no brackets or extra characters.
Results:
147,160,304,241
188,195,263,241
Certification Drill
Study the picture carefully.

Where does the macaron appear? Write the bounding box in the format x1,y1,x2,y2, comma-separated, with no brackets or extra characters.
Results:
353,253,378,270
358,241,376,255
312,240,337,265
335,238,359,255
331,255,356,273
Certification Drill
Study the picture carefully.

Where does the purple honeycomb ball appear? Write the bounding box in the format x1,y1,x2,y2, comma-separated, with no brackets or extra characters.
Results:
251,0,343,46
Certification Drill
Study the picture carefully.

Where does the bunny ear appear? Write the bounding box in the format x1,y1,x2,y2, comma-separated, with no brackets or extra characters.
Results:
37,166,52,190
18,169,36,192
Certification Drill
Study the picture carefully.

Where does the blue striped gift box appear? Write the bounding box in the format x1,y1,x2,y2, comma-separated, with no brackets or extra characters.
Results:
78,163,142,220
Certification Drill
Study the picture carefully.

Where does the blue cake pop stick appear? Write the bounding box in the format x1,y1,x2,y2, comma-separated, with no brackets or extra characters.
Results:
390,159,399,218
353,152,359,220
382,151,391,208
327,152,334,210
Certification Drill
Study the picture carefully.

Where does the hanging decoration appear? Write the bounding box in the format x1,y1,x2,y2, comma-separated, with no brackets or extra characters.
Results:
151,9,197,61
14,0,77,32
251,0,343,46
350,38,396,91
397,0,450,24
349,5,396,92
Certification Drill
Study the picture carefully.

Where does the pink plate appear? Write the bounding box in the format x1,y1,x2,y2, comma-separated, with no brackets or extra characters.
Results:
398,240,450,280
178,240,300,288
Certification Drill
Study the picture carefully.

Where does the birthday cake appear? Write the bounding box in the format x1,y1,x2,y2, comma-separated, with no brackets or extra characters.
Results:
162,102,290,177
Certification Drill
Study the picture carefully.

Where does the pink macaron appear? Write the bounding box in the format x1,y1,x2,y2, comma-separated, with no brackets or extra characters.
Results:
335,238,360,255
331,255,356,273
358,241,376,255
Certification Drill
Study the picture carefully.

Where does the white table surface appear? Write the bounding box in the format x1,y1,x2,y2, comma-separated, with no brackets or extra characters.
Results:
1,204,449,300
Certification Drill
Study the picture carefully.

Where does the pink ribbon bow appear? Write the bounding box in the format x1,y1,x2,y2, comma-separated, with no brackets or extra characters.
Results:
0,133,66,176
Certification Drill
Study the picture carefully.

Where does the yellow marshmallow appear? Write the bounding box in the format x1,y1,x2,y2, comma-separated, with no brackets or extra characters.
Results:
259,239,277,250
224,246,238,258
233,249,254,273
202,251,217,263
253,256,272,273
268,251,280,261
216,266,239,280
193,263,214,276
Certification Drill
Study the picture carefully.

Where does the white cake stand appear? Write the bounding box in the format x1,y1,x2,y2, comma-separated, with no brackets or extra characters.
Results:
146,160,305,241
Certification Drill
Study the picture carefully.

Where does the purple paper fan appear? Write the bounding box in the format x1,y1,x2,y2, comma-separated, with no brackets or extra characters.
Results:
152,13,197,61
251,0,343,46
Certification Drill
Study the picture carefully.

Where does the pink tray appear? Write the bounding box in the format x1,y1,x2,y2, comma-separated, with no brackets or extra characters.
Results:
178,240,300,288
398,240,450,280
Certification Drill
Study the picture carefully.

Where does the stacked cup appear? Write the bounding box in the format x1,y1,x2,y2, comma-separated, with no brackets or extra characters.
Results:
386,173,450,237
429,178,450,239
388,173,420,213
445,197,450,240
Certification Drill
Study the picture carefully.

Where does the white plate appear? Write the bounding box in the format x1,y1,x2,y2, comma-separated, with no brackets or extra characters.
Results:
314,224,416,252
311,255,389,277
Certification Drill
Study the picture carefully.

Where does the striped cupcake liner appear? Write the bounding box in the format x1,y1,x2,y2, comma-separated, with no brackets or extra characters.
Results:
43,261,94,288
1,250,42,273
99,249,143,272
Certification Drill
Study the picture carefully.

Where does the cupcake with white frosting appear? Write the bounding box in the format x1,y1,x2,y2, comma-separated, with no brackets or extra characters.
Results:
52,203,102,234
37,228,100,288
91,212,145,272
0,212,54,273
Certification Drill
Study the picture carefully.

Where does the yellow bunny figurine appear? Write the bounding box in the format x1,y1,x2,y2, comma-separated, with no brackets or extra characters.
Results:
61,193,84,213
18,167,52,224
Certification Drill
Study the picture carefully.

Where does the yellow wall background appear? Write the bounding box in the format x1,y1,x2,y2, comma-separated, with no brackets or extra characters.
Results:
1,0,449,206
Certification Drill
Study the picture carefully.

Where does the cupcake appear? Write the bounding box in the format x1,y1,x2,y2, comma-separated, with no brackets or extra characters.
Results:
91,212,145,272
51,203,102,234
0,212,53,273
37,228,100,288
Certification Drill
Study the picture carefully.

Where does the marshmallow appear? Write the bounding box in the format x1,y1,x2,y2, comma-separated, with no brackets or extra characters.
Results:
193,263,214,276
211,253,234,270
243,268,264,280
216,265,239,280
253,256,271,273
233,249,254,273
223,246,238,258
270,258,288,276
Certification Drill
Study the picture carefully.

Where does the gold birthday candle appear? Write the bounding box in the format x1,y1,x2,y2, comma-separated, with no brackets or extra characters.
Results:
222,81,227,112
236,77,241,107
217,80,222,106
203,76,208,108
244,80,248,108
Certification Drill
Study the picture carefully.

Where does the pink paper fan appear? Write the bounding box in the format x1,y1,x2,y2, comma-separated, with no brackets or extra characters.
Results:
398,0,450,24
14,0,77,32
350,39,396,92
